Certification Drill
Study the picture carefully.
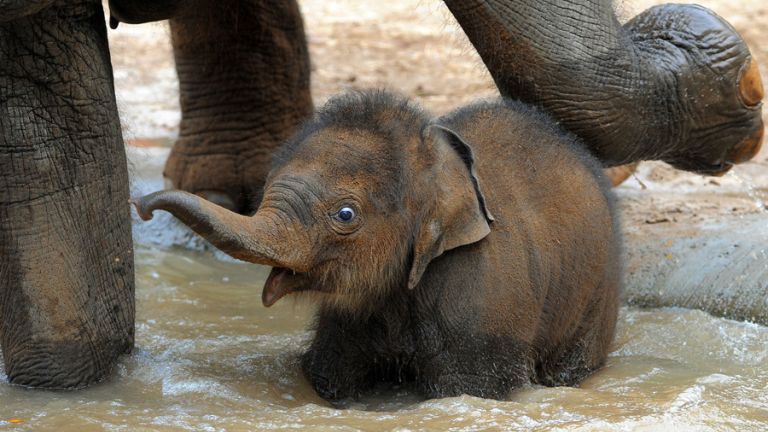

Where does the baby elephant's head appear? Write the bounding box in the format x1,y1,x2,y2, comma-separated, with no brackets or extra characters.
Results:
135,91,492,313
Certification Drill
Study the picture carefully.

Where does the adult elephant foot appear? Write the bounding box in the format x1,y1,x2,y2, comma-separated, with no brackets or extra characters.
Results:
445,1,764,175
163,0,312,214
1,1,134,388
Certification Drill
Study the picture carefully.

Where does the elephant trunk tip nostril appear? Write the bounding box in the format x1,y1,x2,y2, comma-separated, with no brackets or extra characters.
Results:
739,59,764,107
730,126,765,165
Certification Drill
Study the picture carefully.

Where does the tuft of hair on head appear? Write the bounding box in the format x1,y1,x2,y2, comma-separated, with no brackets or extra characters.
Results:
273,89,432,169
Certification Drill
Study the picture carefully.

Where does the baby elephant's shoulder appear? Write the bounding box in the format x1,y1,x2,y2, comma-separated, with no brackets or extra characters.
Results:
440,98,566,139
440,98,611,194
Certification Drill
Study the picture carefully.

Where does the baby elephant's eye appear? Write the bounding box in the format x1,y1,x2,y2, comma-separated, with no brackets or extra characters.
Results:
334,206,356,223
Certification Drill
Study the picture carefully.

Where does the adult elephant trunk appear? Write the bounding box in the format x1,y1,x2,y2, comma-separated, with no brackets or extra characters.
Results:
444,0,764,174
0,0,134,388
134,191,310,272
0,0,56,23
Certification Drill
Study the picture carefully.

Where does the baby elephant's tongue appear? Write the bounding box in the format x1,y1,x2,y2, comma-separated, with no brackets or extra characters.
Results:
262,267,297,307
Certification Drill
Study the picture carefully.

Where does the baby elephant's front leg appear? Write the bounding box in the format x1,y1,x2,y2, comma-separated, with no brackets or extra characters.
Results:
300,319,375,402
417,336,531,400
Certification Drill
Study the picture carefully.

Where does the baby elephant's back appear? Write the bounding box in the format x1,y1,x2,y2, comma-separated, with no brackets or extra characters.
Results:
441,99,615,231
441,99,620,366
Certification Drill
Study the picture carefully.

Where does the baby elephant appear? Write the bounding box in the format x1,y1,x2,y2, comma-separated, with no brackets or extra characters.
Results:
134,90,621,401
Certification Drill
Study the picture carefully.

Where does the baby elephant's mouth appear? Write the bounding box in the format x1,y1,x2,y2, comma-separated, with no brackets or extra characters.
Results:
262,267,308,307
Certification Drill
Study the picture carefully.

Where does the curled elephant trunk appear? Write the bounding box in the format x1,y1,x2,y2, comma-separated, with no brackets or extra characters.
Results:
132,190,306,271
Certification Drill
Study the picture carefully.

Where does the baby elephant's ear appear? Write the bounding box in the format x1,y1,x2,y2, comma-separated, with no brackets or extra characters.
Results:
408,124,494,289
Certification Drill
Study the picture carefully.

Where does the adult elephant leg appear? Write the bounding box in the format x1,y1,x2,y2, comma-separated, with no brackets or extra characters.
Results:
165,0,313,213
0,1,134,388
445,1,764,175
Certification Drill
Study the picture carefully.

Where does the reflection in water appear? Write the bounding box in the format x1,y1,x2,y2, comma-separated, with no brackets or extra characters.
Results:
1,245,767,430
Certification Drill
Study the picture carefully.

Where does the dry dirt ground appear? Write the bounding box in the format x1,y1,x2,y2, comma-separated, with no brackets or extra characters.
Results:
108,0,768,285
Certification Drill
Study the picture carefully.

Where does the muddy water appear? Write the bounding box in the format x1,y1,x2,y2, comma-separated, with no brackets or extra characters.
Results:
2,245,767,431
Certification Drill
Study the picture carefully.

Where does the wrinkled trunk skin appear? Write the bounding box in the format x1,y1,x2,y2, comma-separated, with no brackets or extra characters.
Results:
444,0,764,174
0,0,55,23
165,0,313,214
0,1,134,388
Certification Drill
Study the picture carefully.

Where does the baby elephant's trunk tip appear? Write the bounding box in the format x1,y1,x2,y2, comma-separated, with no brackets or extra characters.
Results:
131,190,185,221
130,197,154,221
129,190,287,268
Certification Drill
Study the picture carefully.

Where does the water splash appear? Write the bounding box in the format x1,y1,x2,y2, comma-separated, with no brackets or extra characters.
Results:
727,170,768,213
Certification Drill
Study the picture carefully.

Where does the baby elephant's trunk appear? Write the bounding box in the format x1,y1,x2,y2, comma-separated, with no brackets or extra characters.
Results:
132,190,303,270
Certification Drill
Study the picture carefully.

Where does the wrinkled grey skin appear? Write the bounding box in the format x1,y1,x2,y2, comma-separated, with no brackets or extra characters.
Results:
0,0,134,388
1,0,762,389
0,0,54,23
